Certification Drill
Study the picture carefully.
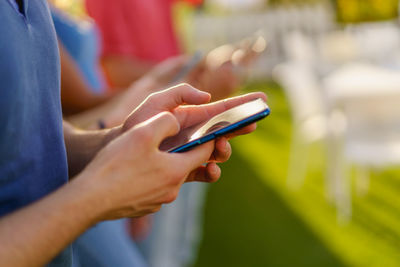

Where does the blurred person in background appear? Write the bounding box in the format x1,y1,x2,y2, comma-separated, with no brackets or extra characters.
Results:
52,0,248,127
85,0,202,89
51,3,190,126
84,0,242,101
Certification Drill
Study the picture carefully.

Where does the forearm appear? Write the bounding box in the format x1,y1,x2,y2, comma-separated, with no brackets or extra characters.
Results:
59,42,114,115
63,121,121,177
66,99,119,130
67,77,157,129
61,86,112,116
0,177,103,267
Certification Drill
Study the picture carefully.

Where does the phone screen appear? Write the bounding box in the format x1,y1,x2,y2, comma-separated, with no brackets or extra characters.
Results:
162,98,269,152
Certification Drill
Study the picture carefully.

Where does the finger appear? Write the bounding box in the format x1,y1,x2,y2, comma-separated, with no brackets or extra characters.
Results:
172,140,215,172
175,92,267,128
210,138,231,163
137,112,180,145
206,44,236,70
207,92,267,116
150,83,211,110
185,163,221,183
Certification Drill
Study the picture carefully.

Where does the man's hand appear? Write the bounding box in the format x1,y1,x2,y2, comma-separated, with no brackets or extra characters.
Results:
0,84,266,267
75,111,216,220
121,83,267,182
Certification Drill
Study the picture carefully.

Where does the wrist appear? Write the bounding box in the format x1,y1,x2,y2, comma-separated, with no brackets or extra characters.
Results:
44,175,106,228
67,172,110,225
64,125,123,177
103,125,123,145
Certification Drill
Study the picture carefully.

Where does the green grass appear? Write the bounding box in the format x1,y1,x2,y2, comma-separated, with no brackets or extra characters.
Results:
194,82,400,267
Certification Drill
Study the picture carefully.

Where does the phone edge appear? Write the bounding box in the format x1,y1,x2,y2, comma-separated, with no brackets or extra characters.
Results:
168,108,270,153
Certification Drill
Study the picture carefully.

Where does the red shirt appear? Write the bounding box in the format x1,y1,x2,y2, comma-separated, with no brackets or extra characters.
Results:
85,0,181,63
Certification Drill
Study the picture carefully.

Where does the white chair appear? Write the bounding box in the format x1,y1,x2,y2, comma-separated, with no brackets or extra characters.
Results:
324,63,400,222
273,62,328,190
274,31,332,188
275,32,358,223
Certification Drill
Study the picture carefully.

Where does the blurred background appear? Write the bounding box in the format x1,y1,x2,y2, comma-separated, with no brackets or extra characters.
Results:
54,0,400,266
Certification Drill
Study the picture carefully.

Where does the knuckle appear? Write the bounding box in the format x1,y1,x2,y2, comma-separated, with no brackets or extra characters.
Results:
180,82,196,92
134,127,153,146
178,82,190,88
160,112,179,131
151,205,162,213
159,111,174,121
164,172,178,186
148,91,163,102
163,190,179,204
158,158,187,186
162,174,182,191
166,166,186,185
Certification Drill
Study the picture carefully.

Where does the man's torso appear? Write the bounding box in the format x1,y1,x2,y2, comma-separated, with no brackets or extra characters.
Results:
0,0,70,265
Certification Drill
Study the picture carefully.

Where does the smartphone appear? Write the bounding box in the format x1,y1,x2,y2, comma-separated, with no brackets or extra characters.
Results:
170,51,204,84
166,98,270,153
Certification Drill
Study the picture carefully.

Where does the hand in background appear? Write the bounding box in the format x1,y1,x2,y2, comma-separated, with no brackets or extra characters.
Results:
185,44,245,101
99,56,189,128
188,60,241,101
185,37,266,101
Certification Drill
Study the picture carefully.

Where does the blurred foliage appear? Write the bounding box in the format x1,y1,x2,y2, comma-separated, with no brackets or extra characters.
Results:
335,0,398,23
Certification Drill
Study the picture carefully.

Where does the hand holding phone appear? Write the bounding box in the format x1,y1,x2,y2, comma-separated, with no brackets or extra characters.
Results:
164,98,270,153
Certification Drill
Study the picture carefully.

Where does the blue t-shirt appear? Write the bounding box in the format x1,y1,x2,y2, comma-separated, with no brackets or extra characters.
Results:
0,0,70,265
51,8,106,93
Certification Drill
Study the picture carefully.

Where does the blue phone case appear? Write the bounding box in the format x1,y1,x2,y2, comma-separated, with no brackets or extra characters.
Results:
169,108,270,153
